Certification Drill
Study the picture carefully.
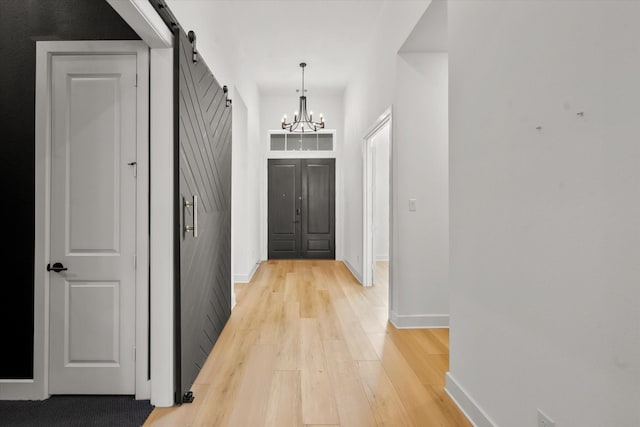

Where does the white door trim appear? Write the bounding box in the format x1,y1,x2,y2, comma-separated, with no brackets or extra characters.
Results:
18,40,150,401
148,47,175,407
107,1,175,407
106,0,173,49
362,107,395,313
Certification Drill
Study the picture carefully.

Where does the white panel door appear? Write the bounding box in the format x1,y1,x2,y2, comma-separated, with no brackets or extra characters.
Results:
49,54,137,394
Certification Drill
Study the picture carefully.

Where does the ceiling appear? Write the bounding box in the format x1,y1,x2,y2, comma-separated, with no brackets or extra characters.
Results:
400,0,447,53
166,0,430,94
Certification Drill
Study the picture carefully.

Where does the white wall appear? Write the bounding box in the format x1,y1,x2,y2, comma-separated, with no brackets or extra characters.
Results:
236,84,262,282
372,124,390,261
342,1,429,280
167,0,263,283
259,92,345,261
232,90,246,286
447,1,640,426
393,52,449,326
231,90,261,285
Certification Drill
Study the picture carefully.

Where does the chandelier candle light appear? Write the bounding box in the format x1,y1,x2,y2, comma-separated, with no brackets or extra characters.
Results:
281,62,325,133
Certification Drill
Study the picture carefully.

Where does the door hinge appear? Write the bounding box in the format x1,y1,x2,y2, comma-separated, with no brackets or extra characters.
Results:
133,254,137,270
135,74,138,87
132,346,136,361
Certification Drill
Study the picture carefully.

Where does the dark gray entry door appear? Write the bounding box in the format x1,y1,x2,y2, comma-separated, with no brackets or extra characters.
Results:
268,158,335,259
176,28,232,403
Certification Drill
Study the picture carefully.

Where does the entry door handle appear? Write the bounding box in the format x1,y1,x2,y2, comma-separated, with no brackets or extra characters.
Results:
296,208,301,215
47,262,67,273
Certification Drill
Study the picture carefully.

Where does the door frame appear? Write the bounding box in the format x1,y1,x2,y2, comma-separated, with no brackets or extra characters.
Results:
362,107,394,311
261,130,341,265
30,41,150,400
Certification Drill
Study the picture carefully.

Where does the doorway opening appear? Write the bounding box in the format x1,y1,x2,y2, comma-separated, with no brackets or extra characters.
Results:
34,41,149,400
363,108,393,311
371,124,390,289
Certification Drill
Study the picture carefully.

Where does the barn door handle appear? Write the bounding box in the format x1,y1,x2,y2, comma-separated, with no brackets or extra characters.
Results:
47,262,67,273
184,195,198,238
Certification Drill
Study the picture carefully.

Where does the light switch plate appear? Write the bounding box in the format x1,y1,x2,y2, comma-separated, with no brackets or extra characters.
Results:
409,198,416,212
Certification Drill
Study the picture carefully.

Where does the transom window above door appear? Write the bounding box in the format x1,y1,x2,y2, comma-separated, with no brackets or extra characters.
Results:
269,132,334,152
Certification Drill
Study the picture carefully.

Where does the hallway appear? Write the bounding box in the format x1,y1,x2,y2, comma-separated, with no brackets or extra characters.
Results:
144,260,470,426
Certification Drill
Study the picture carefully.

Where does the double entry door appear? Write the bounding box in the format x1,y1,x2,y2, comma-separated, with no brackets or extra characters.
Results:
268,158,335,259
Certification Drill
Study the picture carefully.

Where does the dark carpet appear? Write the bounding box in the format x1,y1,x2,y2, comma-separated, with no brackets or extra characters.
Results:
0,395,154,427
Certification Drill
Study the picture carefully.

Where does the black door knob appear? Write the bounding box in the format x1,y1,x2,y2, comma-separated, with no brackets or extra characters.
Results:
47,262,68,273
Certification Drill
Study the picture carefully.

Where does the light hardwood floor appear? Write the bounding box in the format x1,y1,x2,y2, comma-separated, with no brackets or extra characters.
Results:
143,260,471,427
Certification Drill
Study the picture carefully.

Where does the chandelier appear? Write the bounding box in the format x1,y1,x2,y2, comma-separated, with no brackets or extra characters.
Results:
281,62,325,133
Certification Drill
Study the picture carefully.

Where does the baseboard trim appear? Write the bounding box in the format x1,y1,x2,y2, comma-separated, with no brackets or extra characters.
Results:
342,259,363,284
0,380,45,400
375,256,389,262
445,373,496,427
233,260,260,283
389,311,449,328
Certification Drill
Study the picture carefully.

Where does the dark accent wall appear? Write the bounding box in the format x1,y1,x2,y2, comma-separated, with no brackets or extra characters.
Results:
0,0,139,379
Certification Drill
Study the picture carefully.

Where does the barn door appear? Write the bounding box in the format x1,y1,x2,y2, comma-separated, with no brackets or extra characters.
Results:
175,28,232,403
